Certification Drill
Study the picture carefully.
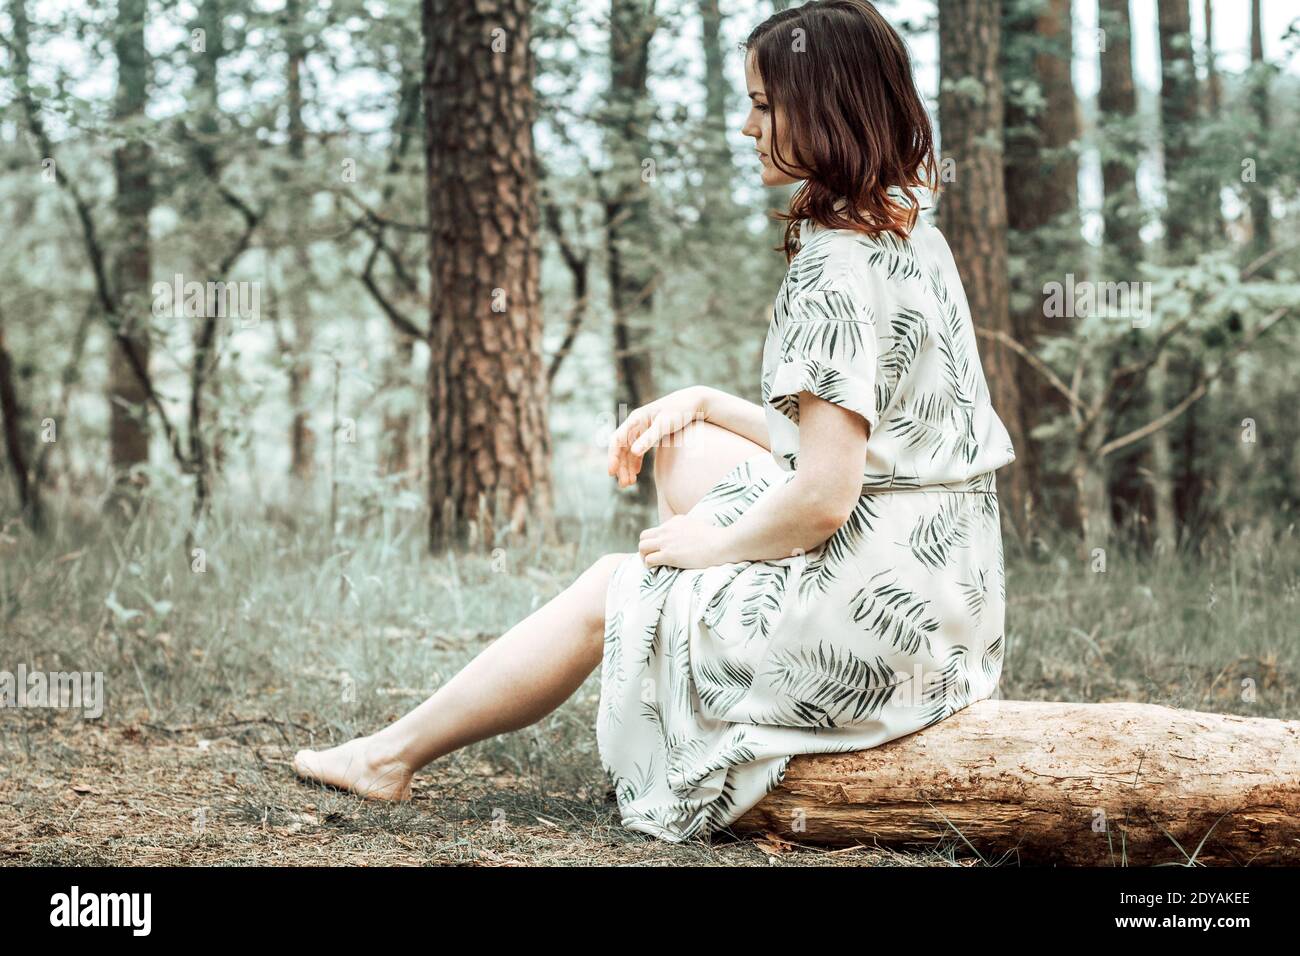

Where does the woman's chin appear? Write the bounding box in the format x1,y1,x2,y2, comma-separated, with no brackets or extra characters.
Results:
758,166,799,188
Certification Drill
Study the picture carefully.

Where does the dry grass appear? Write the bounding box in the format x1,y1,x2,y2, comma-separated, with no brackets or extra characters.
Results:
0,714,966,867
1,487,1297,866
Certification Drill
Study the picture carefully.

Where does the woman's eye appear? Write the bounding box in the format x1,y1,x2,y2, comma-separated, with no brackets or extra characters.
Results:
757,104,769,113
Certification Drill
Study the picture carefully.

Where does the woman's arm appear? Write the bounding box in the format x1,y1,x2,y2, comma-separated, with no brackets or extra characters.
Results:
699,386,771,451
715,393,869,563
639,395,868,569
713,471,844,563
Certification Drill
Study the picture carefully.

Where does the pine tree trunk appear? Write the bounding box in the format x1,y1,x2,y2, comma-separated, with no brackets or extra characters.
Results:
187,0,227,524
937,0,1026,545
1074,366,1114,547
423,0,553,552
4,2,45,530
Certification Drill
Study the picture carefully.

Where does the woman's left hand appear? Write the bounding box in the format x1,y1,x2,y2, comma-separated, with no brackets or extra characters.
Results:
639,515,737,570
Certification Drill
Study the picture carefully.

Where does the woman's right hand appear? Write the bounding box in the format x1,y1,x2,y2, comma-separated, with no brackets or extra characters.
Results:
607,386,710,489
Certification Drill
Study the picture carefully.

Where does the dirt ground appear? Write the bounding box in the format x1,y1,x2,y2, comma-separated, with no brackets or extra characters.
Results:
1,710,969,867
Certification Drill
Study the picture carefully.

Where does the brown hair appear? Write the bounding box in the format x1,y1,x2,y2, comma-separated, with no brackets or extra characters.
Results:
743,0,939,259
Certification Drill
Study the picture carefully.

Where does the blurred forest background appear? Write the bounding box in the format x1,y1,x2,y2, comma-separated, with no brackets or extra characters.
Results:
1,0,1297,558
1,0,1298,865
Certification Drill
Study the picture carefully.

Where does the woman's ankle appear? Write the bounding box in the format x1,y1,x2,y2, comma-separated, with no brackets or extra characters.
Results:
364,731,418,775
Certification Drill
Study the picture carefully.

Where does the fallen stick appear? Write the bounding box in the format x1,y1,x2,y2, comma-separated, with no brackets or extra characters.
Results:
730,699,1300,865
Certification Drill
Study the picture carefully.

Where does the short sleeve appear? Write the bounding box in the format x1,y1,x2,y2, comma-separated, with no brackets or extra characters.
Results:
766,286,880,433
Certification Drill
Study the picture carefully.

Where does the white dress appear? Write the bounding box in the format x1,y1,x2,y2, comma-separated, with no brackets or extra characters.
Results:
597,195,1017,843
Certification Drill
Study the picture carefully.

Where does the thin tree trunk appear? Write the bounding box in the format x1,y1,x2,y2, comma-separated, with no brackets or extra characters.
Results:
1073,364,1114,546
1202,0,1225,239
423,0,553,551
1248,0,1273,273
107,0,154,505
1002,0,1082,539
1203,0,1221,114
1158,0,1198,259
1158,0,1212,549
186,0,226,524
937,0,1026,546
1098,0,1150,548
1098,0,1142,271
381,335,416,476
0,321,44,531
1149,350,1178,554
698,0,736,231
3,1,45,531
605,0,661,511
285,0,315,482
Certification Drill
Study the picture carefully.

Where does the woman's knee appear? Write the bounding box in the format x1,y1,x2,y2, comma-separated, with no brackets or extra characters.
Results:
654,418,715,474
653,419,723,507
587,551,633,583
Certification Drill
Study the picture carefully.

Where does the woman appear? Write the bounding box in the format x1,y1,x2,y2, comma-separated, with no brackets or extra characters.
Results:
294,0,1016,844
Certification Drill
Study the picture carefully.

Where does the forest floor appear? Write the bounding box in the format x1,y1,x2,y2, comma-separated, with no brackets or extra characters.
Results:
2,492,1298,866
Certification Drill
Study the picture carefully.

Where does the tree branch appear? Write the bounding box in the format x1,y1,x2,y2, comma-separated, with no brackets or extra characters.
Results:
360,233,427,340
974,326,1090,417
1096,306,1291,459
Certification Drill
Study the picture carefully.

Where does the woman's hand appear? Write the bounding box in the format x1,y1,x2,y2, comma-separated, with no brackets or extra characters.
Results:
607,386,710,489
639,514,737,570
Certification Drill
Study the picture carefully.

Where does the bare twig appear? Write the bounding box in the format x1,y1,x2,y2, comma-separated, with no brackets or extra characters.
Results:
1097,306,1291,458
975,326,1090,417
360,230,427,340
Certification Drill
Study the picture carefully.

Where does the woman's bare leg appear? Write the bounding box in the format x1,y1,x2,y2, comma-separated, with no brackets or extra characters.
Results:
293,551,634,799
293,422,765,799
654,418,768,521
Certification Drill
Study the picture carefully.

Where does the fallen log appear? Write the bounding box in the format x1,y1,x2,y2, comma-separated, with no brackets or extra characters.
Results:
730,699,1300,865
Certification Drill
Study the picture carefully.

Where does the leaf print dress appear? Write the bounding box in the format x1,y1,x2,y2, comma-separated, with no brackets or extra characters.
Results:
597,191,1017,844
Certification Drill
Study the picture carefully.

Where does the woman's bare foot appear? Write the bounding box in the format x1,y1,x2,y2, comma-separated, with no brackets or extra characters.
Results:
292,735,414,801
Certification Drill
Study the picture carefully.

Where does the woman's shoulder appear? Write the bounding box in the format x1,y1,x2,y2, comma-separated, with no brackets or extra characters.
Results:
787,207,949,307
803,221,934,298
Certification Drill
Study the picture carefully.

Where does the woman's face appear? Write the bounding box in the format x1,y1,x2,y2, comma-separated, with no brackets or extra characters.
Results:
742,50,803,187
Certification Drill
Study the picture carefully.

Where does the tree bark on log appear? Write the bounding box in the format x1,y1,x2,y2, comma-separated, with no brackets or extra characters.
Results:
731,700,1300,865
